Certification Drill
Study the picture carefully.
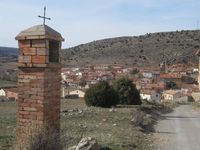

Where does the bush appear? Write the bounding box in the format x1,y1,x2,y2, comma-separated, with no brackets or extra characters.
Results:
113,77,141,105
166,80,177,89
16,125,61,150
84,81,118,108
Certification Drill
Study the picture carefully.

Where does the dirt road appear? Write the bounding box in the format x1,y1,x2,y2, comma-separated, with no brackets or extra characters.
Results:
155,104,200,150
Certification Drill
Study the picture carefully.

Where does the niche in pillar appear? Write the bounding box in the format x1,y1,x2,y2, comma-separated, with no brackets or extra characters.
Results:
49,40,60,63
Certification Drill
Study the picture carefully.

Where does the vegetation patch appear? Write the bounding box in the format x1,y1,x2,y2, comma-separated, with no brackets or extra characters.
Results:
85,81,118,108
113,77,141,105
0,100,173,150
85,77,141,108
0,135,14,150
0,80,16,88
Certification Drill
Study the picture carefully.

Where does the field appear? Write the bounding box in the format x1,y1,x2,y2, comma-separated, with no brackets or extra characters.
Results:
0,102,16,150
0,62,17,88
0,99,153,150
0,80,16,88
0,62,17,70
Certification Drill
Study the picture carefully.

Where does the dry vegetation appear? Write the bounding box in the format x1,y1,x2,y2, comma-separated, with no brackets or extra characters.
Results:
0,102,16,150
60,99,153,150
192,102,200,110
0,99,173,150
62,30,200,67
0,80,16,88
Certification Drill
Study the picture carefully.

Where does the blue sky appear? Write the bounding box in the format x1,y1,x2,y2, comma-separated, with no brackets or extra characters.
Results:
0,0,200,48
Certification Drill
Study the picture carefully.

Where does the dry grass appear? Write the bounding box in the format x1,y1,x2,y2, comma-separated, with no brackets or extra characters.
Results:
0,102,16,150
16,125,61,150
0,99,154,150
192,102,200,111
0,62,17,70
0,80,16,88
61,99,152,150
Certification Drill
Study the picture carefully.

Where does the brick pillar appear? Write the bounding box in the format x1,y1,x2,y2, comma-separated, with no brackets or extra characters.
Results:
15,25,64,149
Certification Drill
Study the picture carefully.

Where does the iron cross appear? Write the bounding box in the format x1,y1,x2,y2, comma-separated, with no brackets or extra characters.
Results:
38,6,51,25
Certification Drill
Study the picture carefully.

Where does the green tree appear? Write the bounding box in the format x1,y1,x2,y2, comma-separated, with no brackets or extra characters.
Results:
84,81,118,108
166,80,177,89
113,77,141,105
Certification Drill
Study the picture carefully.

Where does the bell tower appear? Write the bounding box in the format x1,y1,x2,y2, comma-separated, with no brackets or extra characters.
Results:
15,24,64,149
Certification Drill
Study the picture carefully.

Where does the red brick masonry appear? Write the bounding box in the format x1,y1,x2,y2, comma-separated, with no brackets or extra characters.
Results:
15,31,62,149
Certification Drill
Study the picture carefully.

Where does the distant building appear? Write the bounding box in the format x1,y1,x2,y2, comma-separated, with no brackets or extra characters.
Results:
142,82,166,91
160,73,181,79
69,90,85,98
94,64,109,71
142,72,153,78
162,90,179,101
140,78,152,84
162,90,185,103
0,89,6,96
140,90,161,103
193,68,199,73
61,73,67,81
4,88,18,101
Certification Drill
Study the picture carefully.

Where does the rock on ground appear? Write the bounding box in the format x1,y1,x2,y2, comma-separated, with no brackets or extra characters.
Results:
68,137,99,150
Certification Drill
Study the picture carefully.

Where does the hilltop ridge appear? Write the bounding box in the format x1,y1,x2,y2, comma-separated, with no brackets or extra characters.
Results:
62,30,200,67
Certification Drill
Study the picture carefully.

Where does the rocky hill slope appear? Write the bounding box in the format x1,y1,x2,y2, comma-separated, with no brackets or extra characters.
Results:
0,47,18,56
0,47,18,63
62,30,200,67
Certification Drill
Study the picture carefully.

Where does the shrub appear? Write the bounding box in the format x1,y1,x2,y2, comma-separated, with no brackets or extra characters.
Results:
113,77,141,105
84,81,118,108
166,80,177,89
16,125,61,150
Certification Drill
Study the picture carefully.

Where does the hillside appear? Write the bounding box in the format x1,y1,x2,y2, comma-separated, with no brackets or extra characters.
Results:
0,47,18,56
62,30,200,67
0,47,18,63
0,47,18,85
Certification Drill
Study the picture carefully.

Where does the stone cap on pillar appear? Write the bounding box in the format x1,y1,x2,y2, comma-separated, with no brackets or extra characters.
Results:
15,25,64,68
15,24,64,41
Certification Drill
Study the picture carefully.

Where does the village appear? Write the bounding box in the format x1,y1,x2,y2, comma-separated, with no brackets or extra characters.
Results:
1,0,200,149
1,62,200,104
59,63,199,103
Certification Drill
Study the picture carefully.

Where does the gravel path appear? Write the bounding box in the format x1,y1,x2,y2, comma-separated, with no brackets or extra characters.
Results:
155,104,200,150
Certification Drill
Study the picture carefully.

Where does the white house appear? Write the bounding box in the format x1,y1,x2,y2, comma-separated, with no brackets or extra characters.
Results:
61,73,67,81
0,89,8,102
192,68,198,73
76,72,83,78
140,90,161,103
69,90,85,98
142,72,153,78
72,67,80,72
0,89,6,96
162,90,183,102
